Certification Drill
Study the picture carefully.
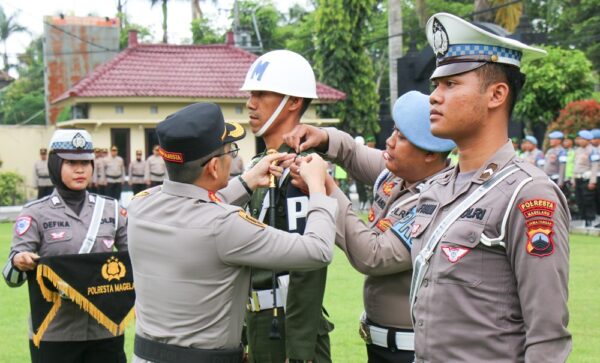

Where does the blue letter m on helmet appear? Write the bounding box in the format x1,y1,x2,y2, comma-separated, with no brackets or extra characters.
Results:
251,61,270,81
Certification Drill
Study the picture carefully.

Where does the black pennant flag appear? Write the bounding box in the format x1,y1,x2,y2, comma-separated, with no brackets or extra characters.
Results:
28,251,135,347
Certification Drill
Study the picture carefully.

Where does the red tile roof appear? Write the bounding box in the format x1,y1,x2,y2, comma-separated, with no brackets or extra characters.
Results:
53,44,345,103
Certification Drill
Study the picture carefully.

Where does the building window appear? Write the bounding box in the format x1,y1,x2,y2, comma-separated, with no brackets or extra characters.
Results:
72,104,89,119
235,105,243,114
150,105,158,114
115,105,124,114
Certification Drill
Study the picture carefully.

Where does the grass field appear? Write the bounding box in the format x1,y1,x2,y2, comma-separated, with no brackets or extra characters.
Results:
0,222,598,362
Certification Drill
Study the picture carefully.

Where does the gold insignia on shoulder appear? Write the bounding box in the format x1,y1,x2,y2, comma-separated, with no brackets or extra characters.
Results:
229,122,245,138
132,191,150,200
238,210,266,228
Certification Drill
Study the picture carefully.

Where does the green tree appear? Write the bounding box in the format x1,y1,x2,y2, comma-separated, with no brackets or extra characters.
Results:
0,5,27,72
119,23,153,49
191,18,223,44
0,171,25,206
515,46,597,128
235,0,282,51
314,0,380,137
150,0,170,43
0,37,45,125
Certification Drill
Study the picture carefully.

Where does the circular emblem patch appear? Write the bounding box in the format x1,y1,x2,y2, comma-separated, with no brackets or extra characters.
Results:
71,132,87,149
432,18,449,57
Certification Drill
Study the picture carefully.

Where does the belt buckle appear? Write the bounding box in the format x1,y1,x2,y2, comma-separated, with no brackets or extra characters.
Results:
359,321,372,344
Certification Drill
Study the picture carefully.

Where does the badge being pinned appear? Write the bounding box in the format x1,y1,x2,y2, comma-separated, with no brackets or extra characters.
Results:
441,246,470,263
15,216,32,236
525,219,554,257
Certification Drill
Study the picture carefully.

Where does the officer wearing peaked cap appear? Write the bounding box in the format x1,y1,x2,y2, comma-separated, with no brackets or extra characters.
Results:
127,103,338,363
33,147,54,199
544,131,567,187
3,129,128,363
408,13,571,362
283,91,456,363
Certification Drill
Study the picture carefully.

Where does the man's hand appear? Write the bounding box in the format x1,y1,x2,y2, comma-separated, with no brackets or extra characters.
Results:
299,154,328,195
13,251,40,271
241,153,296,190
283,125,329,153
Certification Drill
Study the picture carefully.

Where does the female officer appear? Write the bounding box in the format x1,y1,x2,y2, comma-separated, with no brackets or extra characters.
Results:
3,129,128,363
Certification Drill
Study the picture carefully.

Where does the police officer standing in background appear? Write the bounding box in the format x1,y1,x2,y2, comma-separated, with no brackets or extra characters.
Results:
33,148,53,199
105,146,126,201
3,129,128,363
410,13,571,362
544,131,567,187
573,130,599,227
591,129,600,225
520,135,544,167
129,150,148,195
284,91,456,363
127,102,338,363
145,145,166,187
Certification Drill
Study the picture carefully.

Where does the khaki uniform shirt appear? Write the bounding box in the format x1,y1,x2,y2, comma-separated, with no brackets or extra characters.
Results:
7,191,127,341
127,178,336,351
326,128,450,329
129,160,147,185
93,156,106,185
104,155,126,183
543,146,567,184
145,155,166,182
411,141,571,362
33,160,53,187
521,148,544,167
573,144,599,183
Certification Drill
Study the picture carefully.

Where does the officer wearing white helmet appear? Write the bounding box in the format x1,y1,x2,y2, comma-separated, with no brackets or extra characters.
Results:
3,129,128,363
283,90,456,363
240,50,333,363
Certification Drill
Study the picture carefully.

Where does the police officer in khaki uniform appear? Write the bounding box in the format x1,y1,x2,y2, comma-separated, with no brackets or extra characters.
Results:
145,145,166,187
544,131,567,187
33,148,53,199
284,91,456,363
573,130,599,227
104,146,126,201
520,135,544,167
3,129,127,363
592,129,600,225
129,150,147,195
127,103,338,363
92,148,108,196
409,13,571,362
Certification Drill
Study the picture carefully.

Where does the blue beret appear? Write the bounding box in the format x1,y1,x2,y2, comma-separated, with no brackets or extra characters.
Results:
524,135,538,145
392,91,456,153
591,129,600,139
548,131,564,139
578,130,593,140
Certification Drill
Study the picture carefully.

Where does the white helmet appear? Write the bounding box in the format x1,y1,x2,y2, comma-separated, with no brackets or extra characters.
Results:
240,50,318,99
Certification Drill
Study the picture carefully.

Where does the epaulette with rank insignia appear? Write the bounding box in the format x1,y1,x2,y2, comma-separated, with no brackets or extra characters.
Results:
238,210,266,228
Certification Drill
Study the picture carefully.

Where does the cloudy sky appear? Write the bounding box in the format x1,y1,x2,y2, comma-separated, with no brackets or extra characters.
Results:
2,0,311,76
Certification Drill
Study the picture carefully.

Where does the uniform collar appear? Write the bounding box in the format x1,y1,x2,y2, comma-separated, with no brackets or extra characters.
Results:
161,179,214,202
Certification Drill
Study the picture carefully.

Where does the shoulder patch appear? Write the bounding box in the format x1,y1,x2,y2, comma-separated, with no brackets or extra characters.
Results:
518,199,556,219
525,219,554,257
238,210,266,228
15,216,33,236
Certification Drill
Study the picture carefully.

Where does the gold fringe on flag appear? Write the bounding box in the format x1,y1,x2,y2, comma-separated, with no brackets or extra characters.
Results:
33,263,135,344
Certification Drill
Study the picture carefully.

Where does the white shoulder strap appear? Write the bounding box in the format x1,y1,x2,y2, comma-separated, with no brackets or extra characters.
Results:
410,165,519,317
79,196,106,254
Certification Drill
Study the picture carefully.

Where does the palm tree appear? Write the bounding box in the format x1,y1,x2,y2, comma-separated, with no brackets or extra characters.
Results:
0,6,27,72
474,0,522,32
388,0,402,107
150,0,169,43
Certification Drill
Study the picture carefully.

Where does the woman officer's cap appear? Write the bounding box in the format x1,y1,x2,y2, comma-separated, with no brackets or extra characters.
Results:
48,129,94,161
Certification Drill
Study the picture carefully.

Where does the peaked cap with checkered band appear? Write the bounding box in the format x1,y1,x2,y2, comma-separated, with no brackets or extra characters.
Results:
426,13,547,79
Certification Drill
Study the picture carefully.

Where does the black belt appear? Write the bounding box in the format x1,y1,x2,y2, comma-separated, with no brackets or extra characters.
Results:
132,174,145,177
106,174,122,178
134,335,243,363
150,172,165,177
38,175,50,179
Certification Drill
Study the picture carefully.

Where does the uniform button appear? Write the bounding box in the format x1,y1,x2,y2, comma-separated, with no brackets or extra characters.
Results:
423,279,429,287
418,320,424,327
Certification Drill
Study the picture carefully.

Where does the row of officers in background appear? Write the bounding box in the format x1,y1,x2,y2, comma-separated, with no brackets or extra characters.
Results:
33,144,166,201
511,129,600,227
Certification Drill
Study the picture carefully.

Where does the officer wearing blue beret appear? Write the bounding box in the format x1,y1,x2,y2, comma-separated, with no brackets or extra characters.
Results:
521,135,544,167
282,91,456,363
543,130,567,187
573,130,599,226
